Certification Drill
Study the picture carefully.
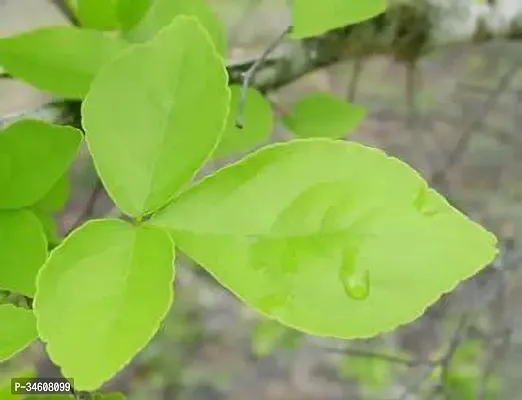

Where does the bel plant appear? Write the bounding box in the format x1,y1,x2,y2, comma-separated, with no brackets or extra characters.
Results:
0,0,497,393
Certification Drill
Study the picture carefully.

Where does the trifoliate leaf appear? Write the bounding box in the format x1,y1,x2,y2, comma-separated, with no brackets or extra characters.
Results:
34,219,175,390
82,16,230,218
152,139,497,338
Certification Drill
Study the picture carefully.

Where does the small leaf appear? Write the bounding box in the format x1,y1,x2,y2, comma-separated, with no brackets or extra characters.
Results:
0,27,127,98
214,85,273,159
34,174,70,213
77,0,120,30
0,305,38,361
82,16,230,218
0,120,82,209
291,0,387,39
34,219,175,390
0,210,47,296
282,92,366,139
127,0,226,55
252,319,290,357
339,355,392,392
117,0,153,31
152,139,498,338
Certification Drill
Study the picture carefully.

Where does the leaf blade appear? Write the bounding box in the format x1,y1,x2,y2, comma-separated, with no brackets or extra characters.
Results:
0,120,82,209
82,16,230,218
34,219,175,390
126,0,226,56
0,210,48,297
214,85,273,158
291,0,387,39
282,92,366,139
77,0,120,30
0,305,38,361
0,27,127,98
152,139,498,338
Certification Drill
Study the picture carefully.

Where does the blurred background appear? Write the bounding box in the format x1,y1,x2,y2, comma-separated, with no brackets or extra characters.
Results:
2,0,522,399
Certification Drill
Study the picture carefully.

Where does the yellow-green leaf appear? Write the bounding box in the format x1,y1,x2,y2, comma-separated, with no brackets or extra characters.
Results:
34,219,175,390
152,139,497,338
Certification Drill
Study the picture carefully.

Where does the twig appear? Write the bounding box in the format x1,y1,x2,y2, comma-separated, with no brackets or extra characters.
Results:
437,314,471,395
49,0,80,26
477,268,512,400
235,26,292,128
0,289,33,310
347,59,363,102
323,346,435,367
395,364,438,400
430,63,520,186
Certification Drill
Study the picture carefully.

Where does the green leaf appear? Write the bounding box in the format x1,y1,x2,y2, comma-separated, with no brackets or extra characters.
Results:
34,174,70,213
127,0,226,56
77,0,120,30
0,27,128,98
0,120,82,209
0,305,38,361
291,0,387,39
117,0,153,31
0,366,36,400
339,355,391,392
34,219,175,390
252,319,292,357
82,16,230,218
152,139,498,338
32,209,61,247
214,85,273,159
0,210,47,296
282,92,366,139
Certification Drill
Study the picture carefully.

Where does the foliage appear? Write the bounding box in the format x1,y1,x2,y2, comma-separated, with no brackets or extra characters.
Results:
281,92,366,139
0,0,498,395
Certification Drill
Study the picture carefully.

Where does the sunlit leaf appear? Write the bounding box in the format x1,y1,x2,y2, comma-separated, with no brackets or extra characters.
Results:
34,219,175,390
152,139,497,338
0,27,127,98
0,210,47,296
117,0,153,31
34,174,70,213
291,0,387,39
0,366,36,400
0,305,38,361
83,16,230,218
282,92,365,139
127,0,226,55
31,209,61,247
214,85,273,158
0,120,81,209
77,0,120,30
